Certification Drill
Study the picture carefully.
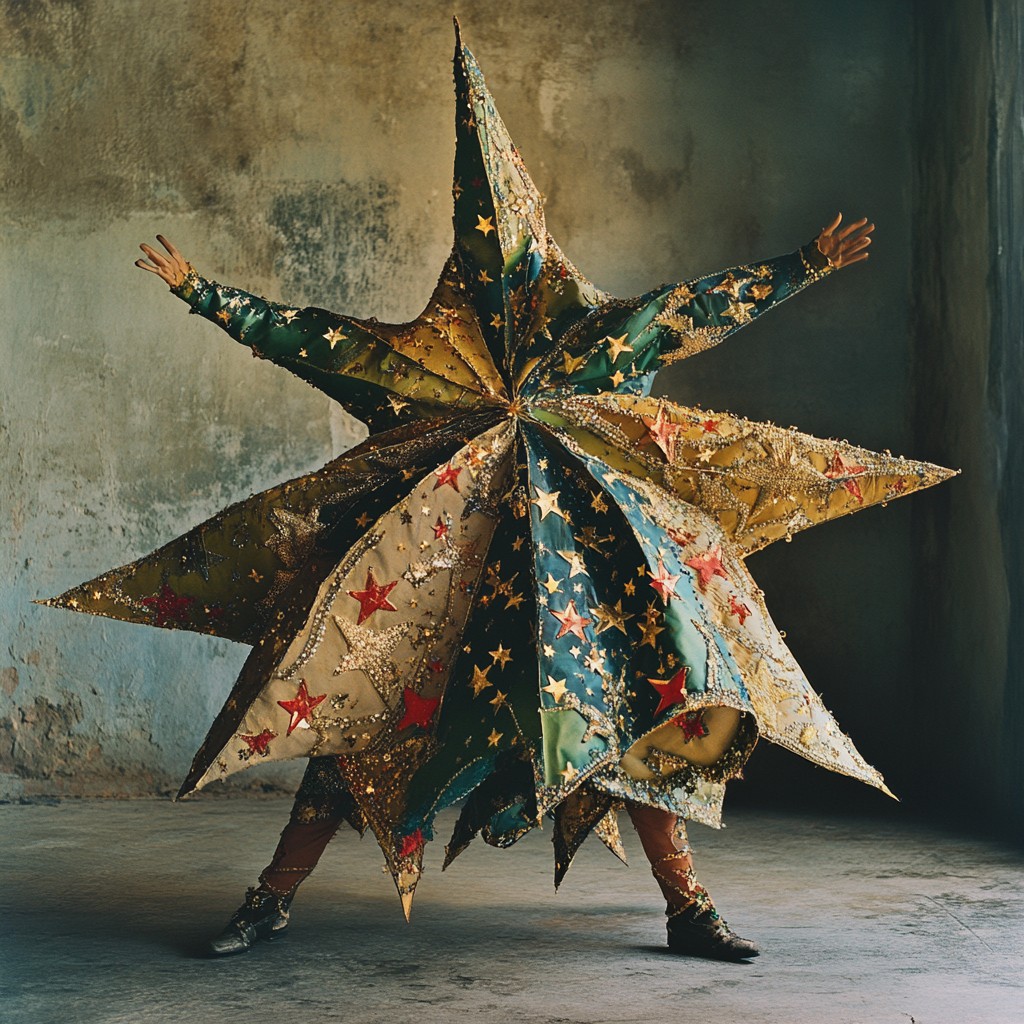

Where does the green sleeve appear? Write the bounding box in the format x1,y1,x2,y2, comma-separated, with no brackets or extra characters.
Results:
170,266,480,433
653,241,835,364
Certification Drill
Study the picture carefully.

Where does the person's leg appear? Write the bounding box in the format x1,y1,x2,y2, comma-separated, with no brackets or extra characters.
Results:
625,802,758,961
208,757,361,957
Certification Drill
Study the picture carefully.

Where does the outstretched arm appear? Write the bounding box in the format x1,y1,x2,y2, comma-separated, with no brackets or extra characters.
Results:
547,214,875,394
134,237,480,434
652,212,874,366
136,236,341,363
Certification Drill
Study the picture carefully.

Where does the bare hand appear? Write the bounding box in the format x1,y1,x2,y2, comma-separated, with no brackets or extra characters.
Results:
135,235,189,288
816,213,873,268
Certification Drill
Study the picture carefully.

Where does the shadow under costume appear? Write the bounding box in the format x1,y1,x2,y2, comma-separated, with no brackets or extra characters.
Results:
43,22,954,955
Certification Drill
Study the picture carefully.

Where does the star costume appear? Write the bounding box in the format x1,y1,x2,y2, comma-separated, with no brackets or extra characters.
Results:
43,23,953,923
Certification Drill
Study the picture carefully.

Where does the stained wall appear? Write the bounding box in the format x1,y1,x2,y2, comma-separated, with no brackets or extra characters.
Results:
0,1,1017,830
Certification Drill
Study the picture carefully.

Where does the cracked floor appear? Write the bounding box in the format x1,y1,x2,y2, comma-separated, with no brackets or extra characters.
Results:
1,799,1021,1024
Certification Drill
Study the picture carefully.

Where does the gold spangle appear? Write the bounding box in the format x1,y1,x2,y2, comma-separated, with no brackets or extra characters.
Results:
799,725,818,747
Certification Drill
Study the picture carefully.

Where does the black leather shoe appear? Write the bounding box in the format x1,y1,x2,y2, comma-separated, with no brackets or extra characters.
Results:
667,906,760,961
207,887,292,957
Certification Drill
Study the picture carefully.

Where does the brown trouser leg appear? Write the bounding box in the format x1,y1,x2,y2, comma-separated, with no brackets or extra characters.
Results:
256,757,361,899
257,814,345,897
625,802,718,919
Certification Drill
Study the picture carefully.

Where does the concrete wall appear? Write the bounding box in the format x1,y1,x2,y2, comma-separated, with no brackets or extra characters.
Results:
907,0,1023,839
1,1,1017,829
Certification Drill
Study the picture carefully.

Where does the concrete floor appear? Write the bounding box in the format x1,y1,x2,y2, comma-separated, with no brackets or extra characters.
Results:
1,799,1021,1024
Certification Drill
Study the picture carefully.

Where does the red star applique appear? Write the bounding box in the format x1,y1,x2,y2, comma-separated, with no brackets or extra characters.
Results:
397,688,440,731
640,406,681,463
240,729,277,755
648,667,690,716
347,568,399,624
702,418,720,434
140,584,194,626
729,595,752,625
685,546,728,591
667,527,698,548
670,708,708,741
398,829,425,859
825,452,866,502
648,559,681,603
433,462,462,492
549,599,594,641
432,517,450,540
277,681,327,735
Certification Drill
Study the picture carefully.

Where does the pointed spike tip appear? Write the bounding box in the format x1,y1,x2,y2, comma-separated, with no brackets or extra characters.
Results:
401,889,415,922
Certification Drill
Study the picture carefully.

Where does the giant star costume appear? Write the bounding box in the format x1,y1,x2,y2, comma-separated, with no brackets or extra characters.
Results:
43,22,953,917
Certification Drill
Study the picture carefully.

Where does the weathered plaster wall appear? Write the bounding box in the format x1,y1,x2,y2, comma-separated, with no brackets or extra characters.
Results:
2,0,1013,824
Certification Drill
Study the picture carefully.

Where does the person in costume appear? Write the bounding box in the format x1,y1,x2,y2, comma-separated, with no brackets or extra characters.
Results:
45,23,953,963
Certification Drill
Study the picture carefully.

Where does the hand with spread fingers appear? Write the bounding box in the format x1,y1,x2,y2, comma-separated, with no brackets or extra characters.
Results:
136,235,189,289
816,213,874,268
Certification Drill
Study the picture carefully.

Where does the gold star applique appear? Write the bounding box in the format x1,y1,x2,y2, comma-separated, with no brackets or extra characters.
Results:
540,573,563,595
583,649,606,674
556,550,589,578
475,216,496,236
610,369,626,387
487,728,503,747
558,761,577,783
323,326,347,348
355,512,372,528
511,536,524,551
589,599,632,635
590,491,608,514
215,309,231,325
708,272,754,300
489,644,512,669
542,675,568,703
478,269,493,284
490,312,504,328
530,487,563,520
721,300,756,323
470,664,493,696
604,333,633,361
489,689,507,710
562,351,587,374
388,395,410,413
623,579,636,596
